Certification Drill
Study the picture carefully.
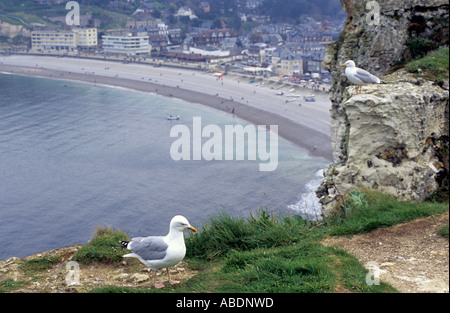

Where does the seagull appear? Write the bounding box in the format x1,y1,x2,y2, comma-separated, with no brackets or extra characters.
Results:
120,215,197,289
341,60,380,94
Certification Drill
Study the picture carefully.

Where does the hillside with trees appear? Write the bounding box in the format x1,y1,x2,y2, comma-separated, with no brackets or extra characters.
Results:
0,0,345,32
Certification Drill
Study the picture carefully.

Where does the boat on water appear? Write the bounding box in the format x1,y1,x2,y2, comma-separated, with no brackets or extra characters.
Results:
304,95,316,102
167,115,180,120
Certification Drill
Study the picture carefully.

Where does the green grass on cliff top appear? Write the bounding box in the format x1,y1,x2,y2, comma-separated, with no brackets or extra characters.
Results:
405,47,449,84
3,190,447,293
88,190,447,293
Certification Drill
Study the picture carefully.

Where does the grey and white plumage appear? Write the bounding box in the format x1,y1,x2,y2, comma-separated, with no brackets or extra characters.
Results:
121,236,168,265
341,60,380,94
120,215,197,288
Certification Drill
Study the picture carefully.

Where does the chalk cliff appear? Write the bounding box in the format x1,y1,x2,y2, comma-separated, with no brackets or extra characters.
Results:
0,21,31,50
318,0,449,215
0,21,30,38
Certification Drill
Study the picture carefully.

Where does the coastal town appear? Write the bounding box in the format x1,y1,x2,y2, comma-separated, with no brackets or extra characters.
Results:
0,0,449,296
1,0,344,88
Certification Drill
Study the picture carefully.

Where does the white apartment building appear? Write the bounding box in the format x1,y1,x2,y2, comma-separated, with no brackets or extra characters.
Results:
31,30,76,52
31,28,98,52
102,34,150,55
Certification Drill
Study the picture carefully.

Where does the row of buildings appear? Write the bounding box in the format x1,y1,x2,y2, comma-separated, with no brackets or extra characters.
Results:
29,15,341,78
31,28,98,52
30,27,153,55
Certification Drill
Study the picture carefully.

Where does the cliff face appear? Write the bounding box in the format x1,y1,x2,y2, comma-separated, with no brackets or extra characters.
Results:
0,21,31,50
0,21,30,38
318,0,449,215
317,73,448,214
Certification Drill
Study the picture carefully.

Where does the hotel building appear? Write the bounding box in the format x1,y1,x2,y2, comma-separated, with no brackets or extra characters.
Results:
31,28,98,52
73,28,98,51
102,33,150,55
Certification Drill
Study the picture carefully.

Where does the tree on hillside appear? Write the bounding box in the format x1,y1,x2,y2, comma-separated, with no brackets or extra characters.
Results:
259,0,344,22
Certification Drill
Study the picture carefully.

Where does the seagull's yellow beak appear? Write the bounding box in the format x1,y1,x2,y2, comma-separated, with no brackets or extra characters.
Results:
341,63,346,67
188,226,197,233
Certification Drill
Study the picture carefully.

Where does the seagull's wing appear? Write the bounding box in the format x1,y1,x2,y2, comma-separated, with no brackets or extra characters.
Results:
354,68,380,84
128,236,168,261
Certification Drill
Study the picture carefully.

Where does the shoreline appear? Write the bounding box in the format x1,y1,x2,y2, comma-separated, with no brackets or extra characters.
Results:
0,55,333,160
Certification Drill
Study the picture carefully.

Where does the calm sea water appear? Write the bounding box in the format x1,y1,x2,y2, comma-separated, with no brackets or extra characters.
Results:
0,73,329,260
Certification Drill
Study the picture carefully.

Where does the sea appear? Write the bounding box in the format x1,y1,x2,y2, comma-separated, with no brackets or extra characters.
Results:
0,73,329,260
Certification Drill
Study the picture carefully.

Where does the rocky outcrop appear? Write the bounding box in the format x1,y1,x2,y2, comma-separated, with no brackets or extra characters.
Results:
324,0,448,158
324,0,448,84
318,0,449,215
317,72,448,215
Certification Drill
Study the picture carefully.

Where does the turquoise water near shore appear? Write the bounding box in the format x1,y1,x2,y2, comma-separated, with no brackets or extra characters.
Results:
0,73,328,260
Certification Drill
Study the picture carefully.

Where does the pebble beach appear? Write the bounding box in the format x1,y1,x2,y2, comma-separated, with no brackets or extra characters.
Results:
0,54,332,160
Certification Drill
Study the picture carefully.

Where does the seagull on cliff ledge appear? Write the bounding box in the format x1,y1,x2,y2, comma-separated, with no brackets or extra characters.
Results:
341,60,381,94
120,215,197,289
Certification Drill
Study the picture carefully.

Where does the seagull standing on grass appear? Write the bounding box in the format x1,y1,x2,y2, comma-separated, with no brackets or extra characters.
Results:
341,60,381,94
120,215,197,289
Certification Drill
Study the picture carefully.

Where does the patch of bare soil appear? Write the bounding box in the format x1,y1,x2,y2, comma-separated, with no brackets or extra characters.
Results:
322,212,449,293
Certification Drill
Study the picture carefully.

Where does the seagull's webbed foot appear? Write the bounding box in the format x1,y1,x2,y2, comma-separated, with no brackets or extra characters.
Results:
166,268,181,285
152,269,165,289
153,282,165,289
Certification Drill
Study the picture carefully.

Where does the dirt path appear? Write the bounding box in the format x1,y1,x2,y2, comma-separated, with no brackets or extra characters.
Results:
322,212,449,293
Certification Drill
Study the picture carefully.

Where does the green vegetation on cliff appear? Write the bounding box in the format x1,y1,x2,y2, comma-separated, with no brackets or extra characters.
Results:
71,227,129,264
3,189,445,293
0,0,132,30
405,47,449,84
